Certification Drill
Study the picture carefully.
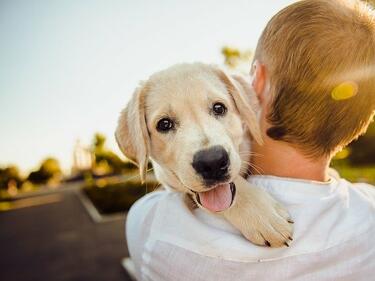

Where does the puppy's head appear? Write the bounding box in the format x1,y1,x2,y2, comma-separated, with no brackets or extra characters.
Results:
116,63,262,212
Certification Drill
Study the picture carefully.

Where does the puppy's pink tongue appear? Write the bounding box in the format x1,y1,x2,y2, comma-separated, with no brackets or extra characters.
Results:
198,183,232,212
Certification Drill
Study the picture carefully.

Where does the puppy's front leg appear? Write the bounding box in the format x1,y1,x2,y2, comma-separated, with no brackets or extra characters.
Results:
222,176,293,247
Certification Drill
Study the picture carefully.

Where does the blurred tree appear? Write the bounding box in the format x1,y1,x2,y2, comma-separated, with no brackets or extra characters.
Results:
27,158,62,185
94,133,106,152
92,133,137,175
221,46,253,71
348,122,375,165
0,166,23,190
222,46,241,68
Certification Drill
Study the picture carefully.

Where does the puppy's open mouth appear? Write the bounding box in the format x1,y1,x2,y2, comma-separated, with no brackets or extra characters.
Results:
192,182,236,212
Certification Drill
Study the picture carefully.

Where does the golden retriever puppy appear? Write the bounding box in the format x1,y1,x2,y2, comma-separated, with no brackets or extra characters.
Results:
116,63,293,247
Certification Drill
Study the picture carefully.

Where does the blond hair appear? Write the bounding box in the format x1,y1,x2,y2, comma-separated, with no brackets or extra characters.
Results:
254,0,375,157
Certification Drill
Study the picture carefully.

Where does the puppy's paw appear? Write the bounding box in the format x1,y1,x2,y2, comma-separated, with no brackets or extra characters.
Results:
240,195,293,248
223,178,293,248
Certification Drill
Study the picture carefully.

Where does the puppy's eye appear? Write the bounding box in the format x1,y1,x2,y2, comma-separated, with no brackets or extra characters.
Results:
156,118,174,132
212,102,227,116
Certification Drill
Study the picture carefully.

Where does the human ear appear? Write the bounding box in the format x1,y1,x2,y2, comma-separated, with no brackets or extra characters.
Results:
251,60,267,105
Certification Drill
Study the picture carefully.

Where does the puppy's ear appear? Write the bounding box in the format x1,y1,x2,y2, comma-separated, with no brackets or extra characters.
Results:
115,83,150,183
213,67,263,145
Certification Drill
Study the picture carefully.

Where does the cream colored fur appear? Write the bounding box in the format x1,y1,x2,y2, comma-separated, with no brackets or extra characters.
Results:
116,63,293,247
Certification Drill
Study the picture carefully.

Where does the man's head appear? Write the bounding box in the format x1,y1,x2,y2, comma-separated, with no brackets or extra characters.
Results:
251,0,375,158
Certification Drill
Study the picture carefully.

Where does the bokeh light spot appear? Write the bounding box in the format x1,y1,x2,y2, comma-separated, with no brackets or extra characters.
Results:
331,81,358,101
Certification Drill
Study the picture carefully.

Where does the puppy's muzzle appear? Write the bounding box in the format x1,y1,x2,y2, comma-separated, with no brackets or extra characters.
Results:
192,145,230,186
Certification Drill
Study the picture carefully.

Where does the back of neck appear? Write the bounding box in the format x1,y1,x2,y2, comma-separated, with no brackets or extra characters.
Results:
251,139,330,182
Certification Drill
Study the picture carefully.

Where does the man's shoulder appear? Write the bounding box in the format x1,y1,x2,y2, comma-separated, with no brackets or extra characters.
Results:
331,168,375,201
345,181,375,210
350,181,375,197
247,172,375,199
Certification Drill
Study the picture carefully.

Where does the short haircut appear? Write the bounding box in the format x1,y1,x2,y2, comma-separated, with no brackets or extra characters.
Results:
254,0,375,157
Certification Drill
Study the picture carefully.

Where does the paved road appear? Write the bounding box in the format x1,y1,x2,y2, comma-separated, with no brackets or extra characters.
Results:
0,189,132,281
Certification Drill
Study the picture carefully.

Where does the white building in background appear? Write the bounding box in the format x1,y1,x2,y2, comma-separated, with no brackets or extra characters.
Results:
71,139,94,174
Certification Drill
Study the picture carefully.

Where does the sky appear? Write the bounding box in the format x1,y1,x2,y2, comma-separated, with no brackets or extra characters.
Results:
0,0,295,174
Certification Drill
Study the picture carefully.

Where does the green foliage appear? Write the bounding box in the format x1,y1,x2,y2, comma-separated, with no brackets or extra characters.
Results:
93,133,106,151
84,180,159,214
347,122,375,166
221,46,252,70
92,133,137,175
0,166,22,190
27,158,62,185
329,122,375,183
332,165,375,184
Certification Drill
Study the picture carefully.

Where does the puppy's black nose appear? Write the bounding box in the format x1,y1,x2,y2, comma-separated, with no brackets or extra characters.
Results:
192,145,230,185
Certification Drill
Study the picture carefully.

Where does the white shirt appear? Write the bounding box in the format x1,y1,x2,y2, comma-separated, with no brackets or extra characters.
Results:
126,174,375,281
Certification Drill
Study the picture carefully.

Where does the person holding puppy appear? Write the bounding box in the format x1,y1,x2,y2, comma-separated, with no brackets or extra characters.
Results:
126,0,375,280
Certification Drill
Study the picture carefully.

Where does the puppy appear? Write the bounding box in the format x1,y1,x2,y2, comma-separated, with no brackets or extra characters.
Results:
116,63,293,247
